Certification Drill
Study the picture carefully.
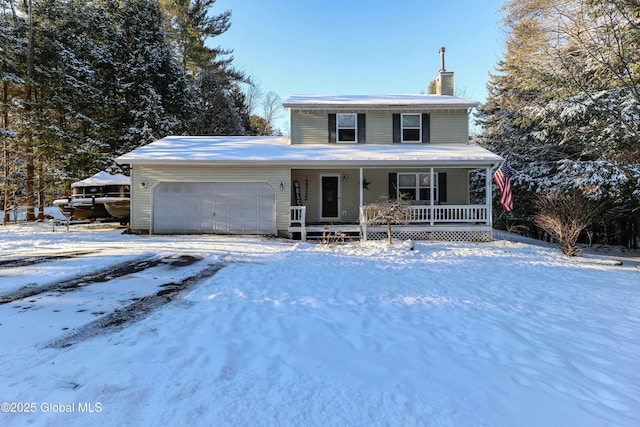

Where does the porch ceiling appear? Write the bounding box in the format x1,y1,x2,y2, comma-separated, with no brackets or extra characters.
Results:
116,136,503,168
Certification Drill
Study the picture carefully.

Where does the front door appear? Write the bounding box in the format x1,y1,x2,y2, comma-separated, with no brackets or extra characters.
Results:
321,175,339,219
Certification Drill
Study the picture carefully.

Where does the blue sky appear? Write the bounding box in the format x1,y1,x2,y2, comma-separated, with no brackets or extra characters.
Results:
215,0,507,128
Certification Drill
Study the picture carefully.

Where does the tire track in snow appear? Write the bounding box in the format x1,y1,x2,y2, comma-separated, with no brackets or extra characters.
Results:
0,254,185,304
0,250,98,268
46,263,225,349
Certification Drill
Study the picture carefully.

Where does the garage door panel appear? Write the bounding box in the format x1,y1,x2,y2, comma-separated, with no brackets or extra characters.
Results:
153,182,276,234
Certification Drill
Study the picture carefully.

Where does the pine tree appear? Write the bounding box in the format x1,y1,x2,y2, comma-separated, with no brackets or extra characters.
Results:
477,0,640,246
190,71,245,135
113,0,192,153
1,0,24,223
159,0,250,136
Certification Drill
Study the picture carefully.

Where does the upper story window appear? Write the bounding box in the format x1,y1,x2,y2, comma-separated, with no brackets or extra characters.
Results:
337,114,357,143
329,113,365,143
401,114,421,143
392,113,430,143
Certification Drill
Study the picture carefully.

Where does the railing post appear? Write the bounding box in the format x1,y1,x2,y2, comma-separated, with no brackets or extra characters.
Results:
430,167,435,226
486,166,493,227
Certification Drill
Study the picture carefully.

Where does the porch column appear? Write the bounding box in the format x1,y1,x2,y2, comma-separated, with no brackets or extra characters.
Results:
359,167,364,208
485,166,492,227
430,167,435,226
359,167,366,239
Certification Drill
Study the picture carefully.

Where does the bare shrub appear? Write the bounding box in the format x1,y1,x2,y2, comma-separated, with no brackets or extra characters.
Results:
321,225,346,245
534,190,603,256
362,196,412,244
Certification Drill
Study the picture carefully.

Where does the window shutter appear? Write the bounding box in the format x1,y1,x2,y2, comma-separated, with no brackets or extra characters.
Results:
422,113,430,143
438,172,447,203
328,114,336,143
388,173,397,199
392,114,400,143
357,114,366,143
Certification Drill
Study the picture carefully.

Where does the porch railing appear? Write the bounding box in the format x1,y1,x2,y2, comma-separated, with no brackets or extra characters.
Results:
290,206,306,224
289,206,307,241
360,204,488,225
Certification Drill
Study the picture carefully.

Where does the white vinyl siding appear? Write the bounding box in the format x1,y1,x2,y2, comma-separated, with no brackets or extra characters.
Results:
430,111,469,143
290,111,328,144
442,169,470,204
290,110,470,144
365,112,392,144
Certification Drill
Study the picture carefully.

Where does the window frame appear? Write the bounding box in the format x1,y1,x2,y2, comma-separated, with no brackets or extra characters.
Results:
336,113,358,144
396,172,437,202
400,113,422,143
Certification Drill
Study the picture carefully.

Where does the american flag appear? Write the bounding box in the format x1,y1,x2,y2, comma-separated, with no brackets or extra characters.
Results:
493,161,513,212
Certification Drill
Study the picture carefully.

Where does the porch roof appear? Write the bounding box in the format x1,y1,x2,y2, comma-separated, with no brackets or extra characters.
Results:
116,136,503,167
283,94,479,111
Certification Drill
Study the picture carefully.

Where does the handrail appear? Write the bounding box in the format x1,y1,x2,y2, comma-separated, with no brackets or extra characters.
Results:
289,206,306,225
360,204,488,225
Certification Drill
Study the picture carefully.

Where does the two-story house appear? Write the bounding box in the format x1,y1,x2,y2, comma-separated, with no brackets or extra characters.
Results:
116,58,503,241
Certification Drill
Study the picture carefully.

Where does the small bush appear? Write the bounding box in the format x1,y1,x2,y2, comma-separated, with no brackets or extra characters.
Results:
363,196,411,244
534,190,602,256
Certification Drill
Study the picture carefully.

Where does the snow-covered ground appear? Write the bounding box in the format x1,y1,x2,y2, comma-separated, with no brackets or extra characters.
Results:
1,219,639,426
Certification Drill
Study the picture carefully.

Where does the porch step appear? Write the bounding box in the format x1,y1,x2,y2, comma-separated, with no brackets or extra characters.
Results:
304,228,362,242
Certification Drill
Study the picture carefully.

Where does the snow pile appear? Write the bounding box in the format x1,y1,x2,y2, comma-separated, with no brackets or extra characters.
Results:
0,224,639,426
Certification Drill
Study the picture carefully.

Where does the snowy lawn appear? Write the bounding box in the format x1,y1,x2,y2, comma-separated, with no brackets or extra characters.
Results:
0,222,639,426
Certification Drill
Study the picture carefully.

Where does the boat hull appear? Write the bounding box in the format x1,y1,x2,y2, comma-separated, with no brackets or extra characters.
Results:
102,198,130,219
53,197,129,221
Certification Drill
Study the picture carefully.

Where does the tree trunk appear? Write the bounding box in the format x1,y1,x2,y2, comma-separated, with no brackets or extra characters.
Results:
387,220,393,245
24,0,36,222
25,140,35,221
37,160,44,220
2,81,9,225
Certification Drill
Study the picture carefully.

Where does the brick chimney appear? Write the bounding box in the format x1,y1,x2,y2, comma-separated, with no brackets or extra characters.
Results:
435,47,454,96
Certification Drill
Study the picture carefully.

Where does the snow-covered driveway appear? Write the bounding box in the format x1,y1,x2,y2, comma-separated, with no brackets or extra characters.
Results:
0,224,639,426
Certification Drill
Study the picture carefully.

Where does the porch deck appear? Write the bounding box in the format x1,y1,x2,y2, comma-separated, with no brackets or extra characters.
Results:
288,205,492,242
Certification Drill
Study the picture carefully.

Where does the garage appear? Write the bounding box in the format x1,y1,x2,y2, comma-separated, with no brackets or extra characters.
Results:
152,182,276,234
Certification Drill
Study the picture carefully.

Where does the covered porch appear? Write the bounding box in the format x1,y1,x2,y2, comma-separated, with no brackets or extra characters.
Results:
288,165,495,242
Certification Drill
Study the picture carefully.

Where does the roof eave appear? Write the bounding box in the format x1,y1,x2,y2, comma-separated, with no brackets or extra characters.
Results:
117,158,501,168
282,103,479,111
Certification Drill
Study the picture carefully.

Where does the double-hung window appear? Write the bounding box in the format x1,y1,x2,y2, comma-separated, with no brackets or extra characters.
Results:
336,113,357,143
397,173,436,202
401,114,421,143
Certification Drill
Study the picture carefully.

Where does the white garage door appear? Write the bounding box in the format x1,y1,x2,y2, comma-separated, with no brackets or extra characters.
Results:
153,182,276,234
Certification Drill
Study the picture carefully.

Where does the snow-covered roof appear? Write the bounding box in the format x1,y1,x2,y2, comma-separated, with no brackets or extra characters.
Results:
116,136,502,167
282,94,479,110
71,171,130,187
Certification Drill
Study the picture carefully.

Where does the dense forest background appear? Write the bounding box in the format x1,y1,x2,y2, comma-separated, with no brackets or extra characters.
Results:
476,0,639,247
1,0,639,247
0,0,280,222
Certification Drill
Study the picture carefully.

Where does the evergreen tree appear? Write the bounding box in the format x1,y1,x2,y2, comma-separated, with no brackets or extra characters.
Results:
159,0,250,136
0,0,24,222
477,0,640,246
2,0,252,220
158,0,240,80
190,71,245,135
113,0,192,154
